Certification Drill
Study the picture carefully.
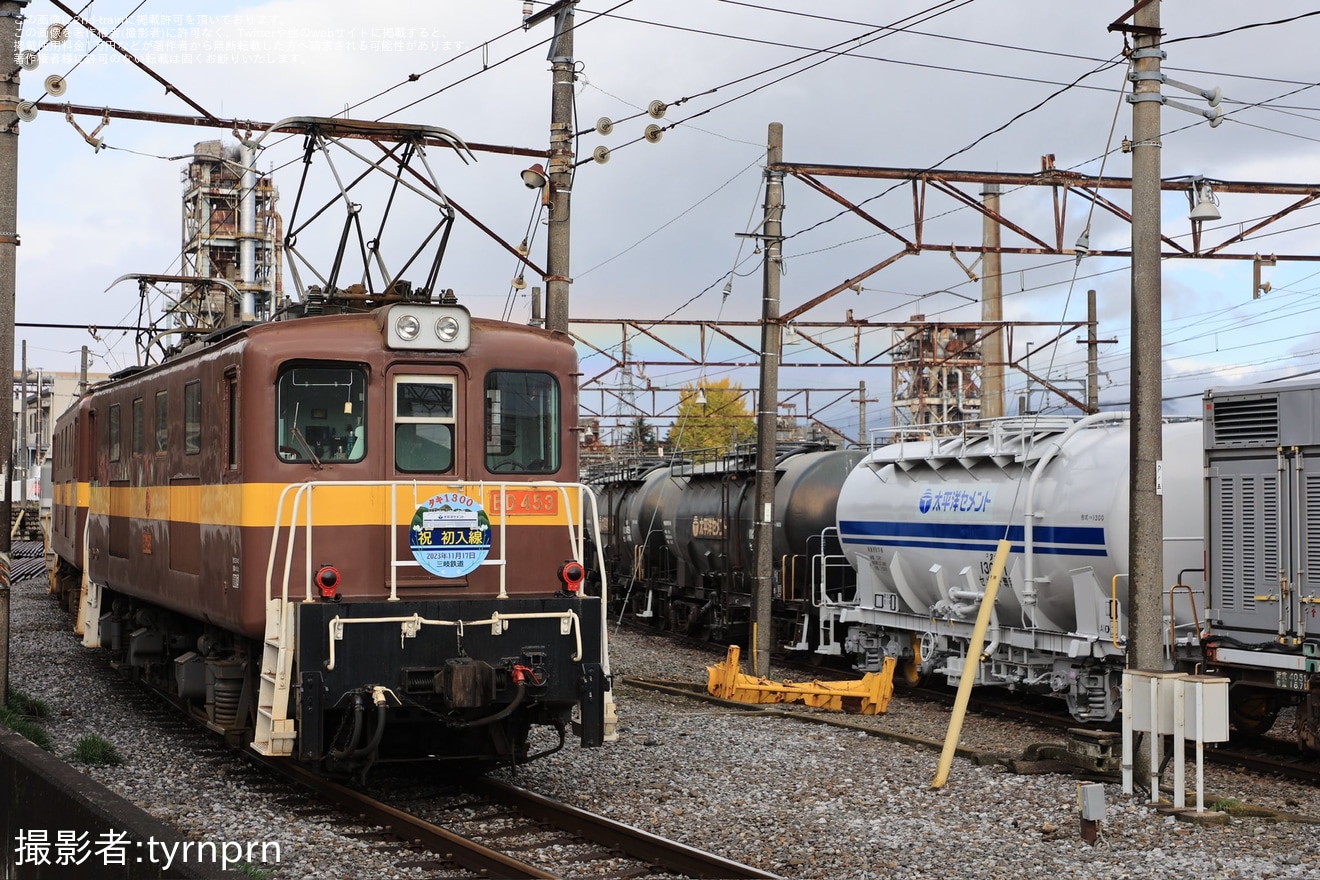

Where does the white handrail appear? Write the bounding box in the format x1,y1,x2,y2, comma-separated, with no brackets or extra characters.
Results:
262,478,613,684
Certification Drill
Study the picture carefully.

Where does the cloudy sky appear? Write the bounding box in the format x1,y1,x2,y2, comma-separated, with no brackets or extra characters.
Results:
13,1,1320,442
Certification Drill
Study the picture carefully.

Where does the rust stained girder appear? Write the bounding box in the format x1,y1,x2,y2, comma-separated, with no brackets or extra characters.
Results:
34,102,548,158
924,177,1053,252
790,173,915,249
773,162,1320,262
1205,191,1320,257
776,163,1320,196
48,0,220,124
1063,185,1191,256
572,319,1077,370
580,386,870,446
780,248,912,323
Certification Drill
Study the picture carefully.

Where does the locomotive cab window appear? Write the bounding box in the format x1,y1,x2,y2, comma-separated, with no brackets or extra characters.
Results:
394,376,455,473
485,371,559,474
276,365,367,463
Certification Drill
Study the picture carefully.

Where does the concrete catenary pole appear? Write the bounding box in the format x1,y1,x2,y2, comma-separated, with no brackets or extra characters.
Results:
544,2,576,335
1128,0,1164,782
857,380,868,444
0,0,30,707
18,339,24,504
980,184,1004,418
1087,290,1099,414
752,122,784,677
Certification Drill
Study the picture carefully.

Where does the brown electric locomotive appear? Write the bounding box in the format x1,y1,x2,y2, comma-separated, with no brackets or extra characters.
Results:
49,299,611,773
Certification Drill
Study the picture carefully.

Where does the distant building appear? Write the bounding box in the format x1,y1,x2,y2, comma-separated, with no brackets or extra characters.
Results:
11,369,109,499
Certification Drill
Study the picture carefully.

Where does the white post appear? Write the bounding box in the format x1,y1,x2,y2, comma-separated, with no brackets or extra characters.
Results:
1149,676,1161,803
1121,671,1134,794
1173,676,1186,809
1195,679,1206,812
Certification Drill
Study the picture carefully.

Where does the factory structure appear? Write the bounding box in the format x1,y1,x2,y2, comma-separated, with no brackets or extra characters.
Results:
180,139,282,328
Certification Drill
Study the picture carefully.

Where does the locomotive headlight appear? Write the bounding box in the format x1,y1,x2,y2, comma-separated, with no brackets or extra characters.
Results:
383,303,471,351
435,315,461,343
395,313,421,341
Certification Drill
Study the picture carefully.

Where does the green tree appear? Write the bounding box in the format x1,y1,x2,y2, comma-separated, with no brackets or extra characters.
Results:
624,417,657,452
664,378,754,455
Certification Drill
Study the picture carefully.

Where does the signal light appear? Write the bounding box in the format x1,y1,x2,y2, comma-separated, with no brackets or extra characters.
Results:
557,560,584,593
315,565,342,601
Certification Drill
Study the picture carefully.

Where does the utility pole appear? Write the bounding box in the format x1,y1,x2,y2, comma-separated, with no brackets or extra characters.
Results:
853,380,877,447
0,0,29,708
78,345,88,394
1077,289,1116,414
526,0,577,335
18,339,24,504
752,122,784,678
980,184,1004,418
1127,0,1164,781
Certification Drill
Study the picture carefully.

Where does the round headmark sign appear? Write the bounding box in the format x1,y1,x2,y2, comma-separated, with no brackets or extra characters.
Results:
410,492,492,578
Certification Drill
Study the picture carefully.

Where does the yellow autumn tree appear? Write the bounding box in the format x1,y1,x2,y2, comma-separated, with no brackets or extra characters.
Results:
664,378,754,455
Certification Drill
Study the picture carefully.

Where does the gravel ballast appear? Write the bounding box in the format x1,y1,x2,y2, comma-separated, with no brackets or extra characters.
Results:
8,576,1320,879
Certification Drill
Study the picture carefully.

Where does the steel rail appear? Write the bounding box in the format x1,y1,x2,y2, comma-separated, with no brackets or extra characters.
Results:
467,776,781,879
265,760,556,879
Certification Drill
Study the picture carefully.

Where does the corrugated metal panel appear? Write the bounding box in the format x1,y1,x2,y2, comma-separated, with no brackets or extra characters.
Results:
1211,396,1279,447
1307,473,1320,593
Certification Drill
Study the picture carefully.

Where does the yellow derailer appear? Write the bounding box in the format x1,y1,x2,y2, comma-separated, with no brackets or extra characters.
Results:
706,645,896,715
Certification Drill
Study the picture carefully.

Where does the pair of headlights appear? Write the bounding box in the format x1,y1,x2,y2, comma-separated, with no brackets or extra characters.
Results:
386,304,471,351
395,313,463,343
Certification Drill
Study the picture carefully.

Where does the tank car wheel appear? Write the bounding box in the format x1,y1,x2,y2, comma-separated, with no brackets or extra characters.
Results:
895,633,928,689
1229,687,1281,738
896,659,924,689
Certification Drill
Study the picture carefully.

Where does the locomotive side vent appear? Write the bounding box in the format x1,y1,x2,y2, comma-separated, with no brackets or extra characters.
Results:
1210,396,1279,448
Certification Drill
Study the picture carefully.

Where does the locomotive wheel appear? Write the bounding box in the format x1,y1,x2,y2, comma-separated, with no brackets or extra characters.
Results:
1229,687,1281,738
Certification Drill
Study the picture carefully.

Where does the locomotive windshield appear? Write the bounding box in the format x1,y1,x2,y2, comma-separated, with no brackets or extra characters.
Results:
276,365,367,463
485,370,560,475
394,376,456,473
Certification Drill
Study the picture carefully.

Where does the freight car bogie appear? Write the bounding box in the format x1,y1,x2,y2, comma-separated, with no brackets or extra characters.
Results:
839,614,1125,722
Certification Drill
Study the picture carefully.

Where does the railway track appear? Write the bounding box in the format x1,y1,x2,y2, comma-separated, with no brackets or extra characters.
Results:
75,619,773,879
271,760,777,879
617,620,1320,791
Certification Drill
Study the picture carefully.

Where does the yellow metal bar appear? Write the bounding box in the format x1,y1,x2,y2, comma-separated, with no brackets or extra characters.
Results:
931,537,1010,789
706,645,896,715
